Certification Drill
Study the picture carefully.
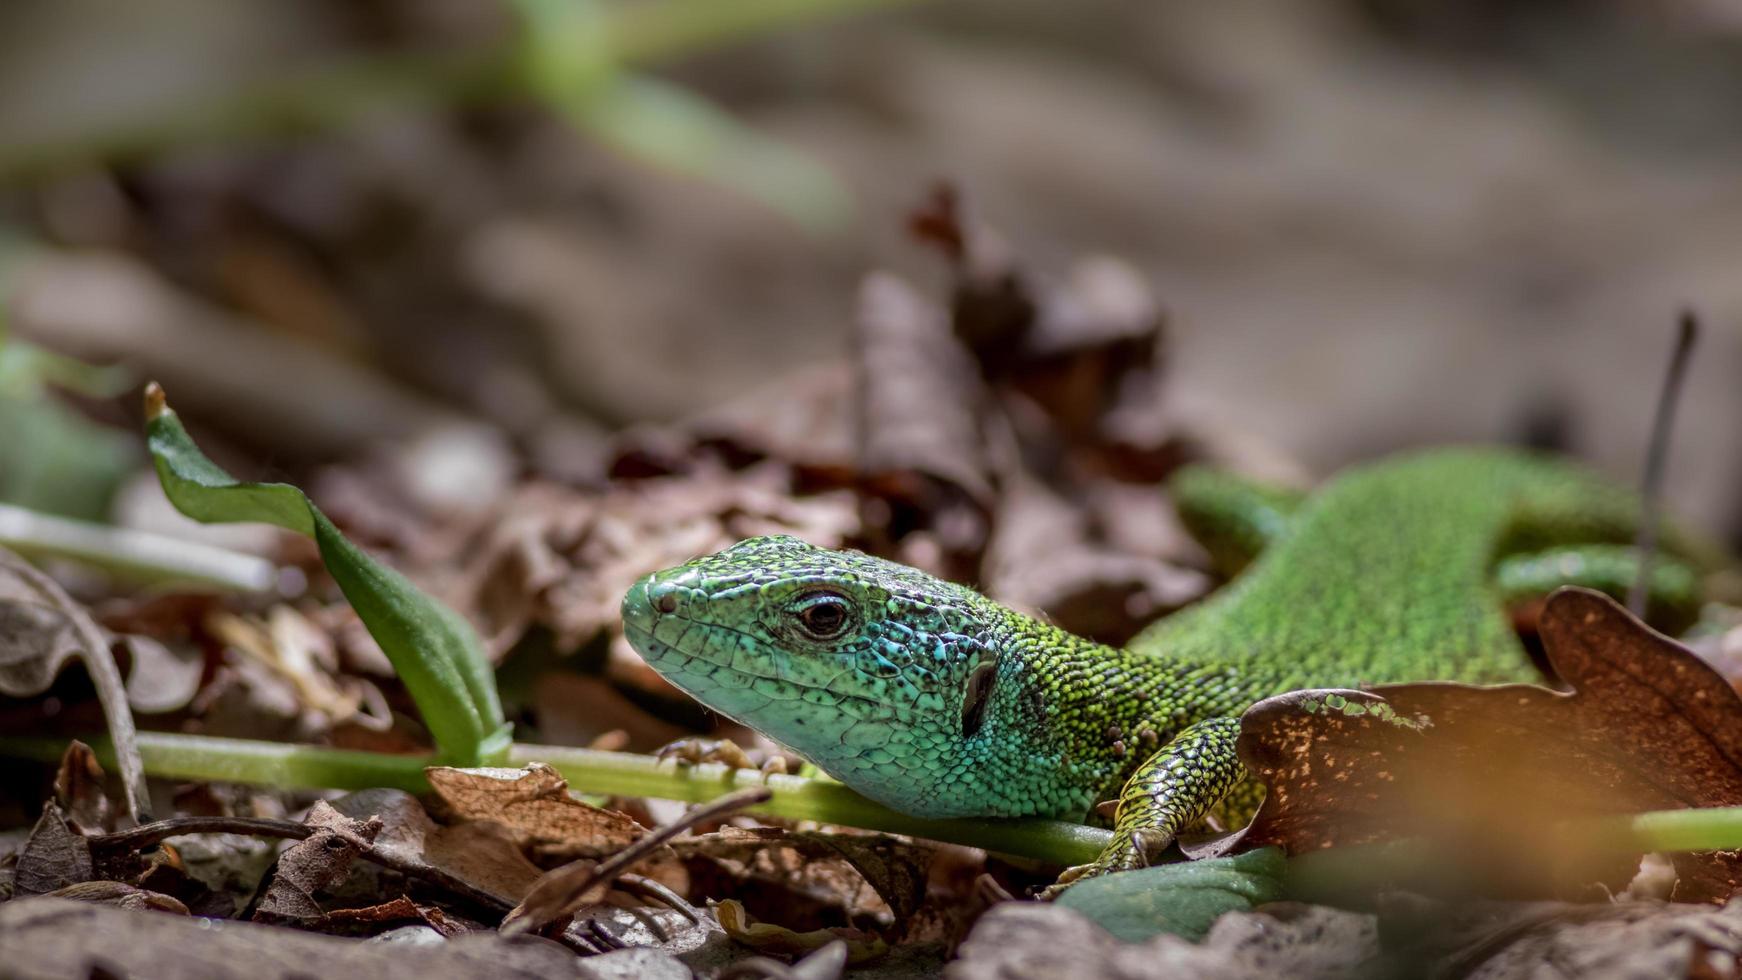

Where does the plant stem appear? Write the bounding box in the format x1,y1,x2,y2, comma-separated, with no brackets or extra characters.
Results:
0,732,1108,866
1284,804,1742,902
0,503,277,591
12,731,1742,887
1614,804,1742,853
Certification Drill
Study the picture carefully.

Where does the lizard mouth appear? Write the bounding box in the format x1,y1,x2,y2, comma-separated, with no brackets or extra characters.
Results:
622,619,900,722
621,622,690,671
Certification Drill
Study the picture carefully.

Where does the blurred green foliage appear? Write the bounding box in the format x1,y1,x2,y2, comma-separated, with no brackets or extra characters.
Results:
0,328,136,521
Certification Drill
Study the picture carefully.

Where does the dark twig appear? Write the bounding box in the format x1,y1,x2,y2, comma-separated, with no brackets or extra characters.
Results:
500,786,772,936
617,872,704,925
86,816,313,851
1628,311,1699,616
586,918,629,950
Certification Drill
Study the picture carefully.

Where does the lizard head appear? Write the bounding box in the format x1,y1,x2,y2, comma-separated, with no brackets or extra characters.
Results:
621,535,1016,816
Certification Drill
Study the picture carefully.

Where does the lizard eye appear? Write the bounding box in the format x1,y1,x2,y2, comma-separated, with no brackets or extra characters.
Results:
789,591,854,641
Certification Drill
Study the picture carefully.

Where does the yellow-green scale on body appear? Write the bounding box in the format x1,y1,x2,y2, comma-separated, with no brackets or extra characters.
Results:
622,447,1715,884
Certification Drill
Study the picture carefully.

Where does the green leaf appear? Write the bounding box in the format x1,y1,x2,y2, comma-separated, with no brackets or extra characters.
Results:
506,0,849,233
1054,848,1288,943
0,334,136,521
143,384,509,765
578,75,850,234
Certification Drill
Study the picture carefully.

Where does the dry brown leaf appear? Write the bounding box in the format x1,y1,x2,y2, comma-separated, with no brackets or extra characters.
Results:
675,827,933,935
425,763,691,906
452,469,858,666
715,899,889,966
44,879,190,915
331,788,541,909
425,763,643,858
252,801,382,924
907,183,1173,468
498,787,768,939
205,605,391,731
117,633,205,715
0,558,203,718
984,474,1209,646
1234,587,1742,901
854,271,994,498
319,895,466,938
51,740,113,835
16,803,93,896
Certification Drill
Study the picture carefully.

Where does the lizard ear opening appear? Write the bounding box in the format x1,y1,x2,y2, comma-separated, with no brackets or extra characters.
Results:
961,661,998,738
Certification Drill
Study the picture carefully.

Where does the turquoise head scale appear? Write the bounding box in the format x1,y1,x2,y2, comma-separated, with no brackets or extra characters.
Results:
622,535,1089,818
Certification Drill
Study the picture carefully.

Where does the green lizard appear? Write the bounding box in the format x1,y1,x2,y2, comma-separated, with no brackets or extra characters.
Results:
620,447,1713,889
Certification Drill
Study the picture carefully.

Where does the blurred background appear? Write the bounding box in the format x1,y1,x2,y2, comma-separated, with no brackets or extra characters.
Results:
6,0,1742,514
4,0,1742,759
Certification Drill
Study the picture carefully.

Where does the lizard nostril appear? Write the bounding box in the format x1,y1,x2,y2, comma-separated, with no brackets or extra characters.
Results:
655,591,680,614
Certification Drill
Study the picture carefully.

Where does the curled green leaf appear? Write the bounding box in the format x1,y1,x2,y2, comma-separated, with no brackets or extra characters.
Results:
143,383,509,765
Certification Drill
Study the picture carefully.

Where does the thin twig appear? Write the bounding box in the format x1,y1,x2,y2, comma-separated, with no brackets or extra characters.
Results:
500,786,772,936
0,549,150,823
617,872,704,924
86,815,312,851
1628,311,1699,616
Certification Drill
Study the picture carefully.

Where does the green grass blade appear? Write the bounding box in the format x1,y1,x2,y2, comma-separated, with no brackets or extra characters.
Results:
142,384,506,764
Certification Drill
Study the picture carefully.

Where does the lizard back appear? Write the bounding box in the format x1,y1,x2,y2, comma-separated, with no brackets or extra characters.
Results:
1132,446,1649,687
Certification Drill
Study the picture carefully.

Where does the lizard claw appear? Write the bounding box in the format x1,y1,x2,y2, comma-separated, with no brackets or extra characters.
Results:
655,737,757,770
657,738,792,783
1036,863,1095,900
1036,828,1177,899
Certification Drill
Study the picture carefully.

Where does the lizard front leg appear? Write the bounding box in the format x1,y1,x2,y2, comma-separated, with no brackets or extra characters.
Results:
1042,715,1245,898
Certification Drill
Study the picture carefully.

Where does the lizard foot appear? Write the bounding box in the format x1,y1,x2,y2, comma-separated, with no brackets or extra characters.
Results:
655,738,788,781
655,737,756,769
1036,828,1175,900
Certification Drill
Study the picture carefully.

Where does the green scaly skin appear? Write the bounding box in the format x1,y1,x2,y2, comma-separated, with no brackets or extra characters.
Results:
621,447,1710,889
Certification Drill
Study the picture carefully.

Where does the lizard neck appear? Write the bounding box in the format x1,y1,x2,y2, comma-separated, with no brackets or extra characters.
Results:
930,612,1270,819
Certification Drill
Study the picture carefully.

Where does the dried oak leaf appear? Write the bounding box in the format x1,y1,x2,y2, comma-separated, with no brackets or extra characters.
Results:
425,763,686,891
1234,587,1742,901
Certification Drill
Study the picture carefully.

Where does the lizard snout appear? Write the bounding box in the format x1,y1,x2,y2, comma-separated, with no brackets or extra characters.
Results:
622,574,687,635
